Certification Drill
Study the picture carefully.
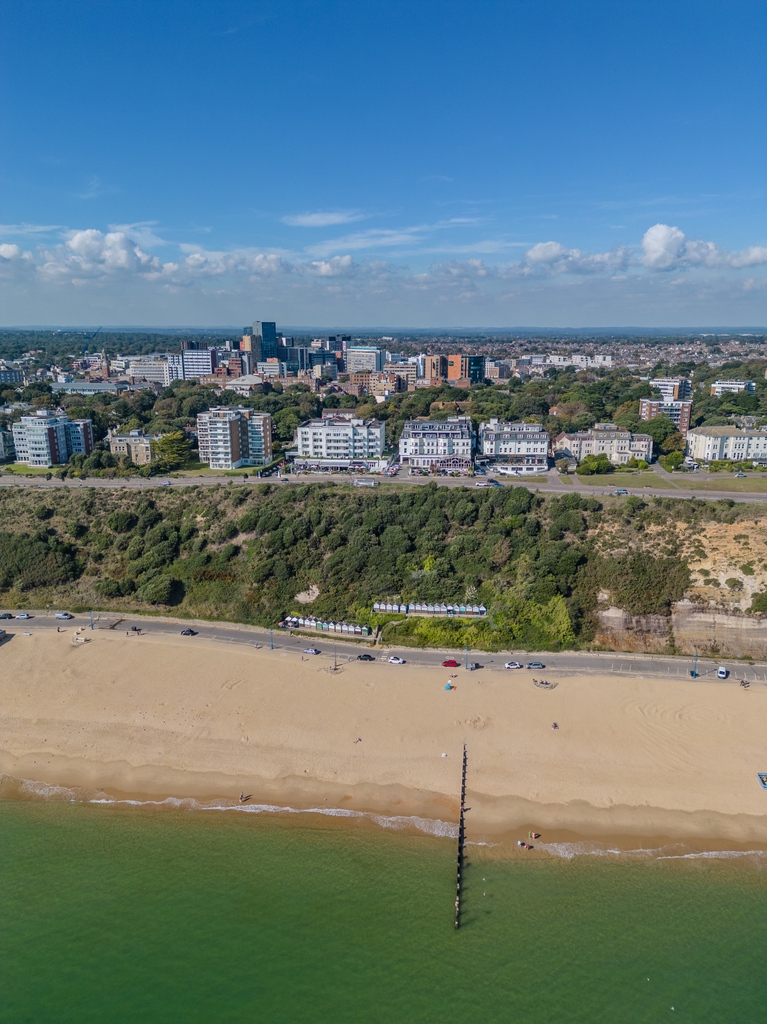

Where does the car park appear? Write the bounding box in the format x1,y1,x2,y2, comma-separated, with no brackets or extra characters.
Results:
526,661,545,669
15,613,32,619
442,659,459,667
357,654,375,661
504,661,522,669
304,647,320,655
180,629,198,636
54,612,73,620
388,656,405,664
717,666,729,679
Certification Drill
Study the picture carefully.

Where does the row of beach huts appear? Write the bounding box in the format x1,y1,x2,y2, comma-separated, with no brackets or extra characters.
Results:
372,601,487,617
280,615,372,636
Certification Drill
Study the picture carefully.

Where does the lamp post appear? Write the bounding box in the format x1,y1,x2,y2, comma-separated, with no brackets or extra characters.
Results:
691,649,698,678
89,610,93,631
269,628,274,650
465,644,469,670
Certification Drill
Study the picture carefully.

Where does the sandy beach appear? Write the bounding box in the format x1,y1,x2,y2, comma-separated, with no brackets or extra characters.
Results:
2,629,766,850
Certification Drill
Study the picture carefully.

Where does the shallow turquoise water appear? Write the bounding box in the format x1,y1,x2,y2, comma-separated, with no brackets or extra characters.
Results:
2,800,766,1023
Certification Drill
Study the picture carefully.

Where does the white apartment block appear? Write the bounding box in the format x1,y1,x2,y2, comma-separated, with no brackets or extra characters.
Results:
345,347,384,374
686,426,767,463
399,416,474,472
128,355,183,387
293,417,386,469
196,407,273,470
709,380,755,397
649,377,692,400
182,347,217,379
12,409,94,467
553,423,653,466
478,420,549,468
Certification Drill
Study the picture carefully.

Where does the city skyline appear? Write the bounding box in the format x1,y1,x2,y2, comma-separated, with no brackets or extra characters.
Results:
2,0,765,326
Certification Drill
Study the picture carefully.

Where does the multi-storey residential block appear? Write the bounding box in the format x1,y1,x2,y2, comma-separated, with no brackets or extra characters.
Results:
398,416,474,472
639,398,693,435
709,380,755,397
0,429,15,461
446,354,485,383
423,355,447,380
292,417,386,470
686,426,767,463
196,408,273,470
478,419,549,469
108,429,155,465
181,345,218,379
12,409,94,467
649,377,692,401
484,359,510,380
552,423,653,466
345,347,384,374
0,365,24,385
128,356,183,386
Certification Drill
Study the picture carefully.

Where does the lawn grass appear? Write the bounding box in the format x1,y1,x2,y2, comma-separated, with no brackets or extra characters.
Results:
2,463,58,475
665,476,767,493
576,472,674,489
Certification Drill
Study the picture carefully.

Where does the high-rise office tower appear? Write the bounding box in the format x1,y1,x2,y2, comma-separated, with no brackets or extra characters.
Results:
252,321,278,361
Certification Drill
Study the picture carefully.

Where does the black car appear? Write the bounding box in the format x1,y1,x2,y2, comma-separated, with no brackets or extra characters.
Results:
357,654,375,661
0,613,12,619
180,628,198,636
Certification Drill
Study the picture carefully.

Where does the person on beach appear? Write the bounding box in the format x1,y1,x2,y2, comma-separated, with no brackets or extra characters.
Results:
552,722,559,730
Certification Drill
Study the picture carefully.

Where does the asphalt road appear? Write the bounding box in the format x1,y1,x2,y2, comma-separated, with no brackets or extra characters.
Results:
1,468,765,504
4,611,766,685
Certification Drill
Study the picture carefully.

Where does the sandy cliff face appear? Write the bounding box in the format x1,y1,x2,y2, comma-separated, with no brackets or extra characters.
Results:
594,518,767,656
596,603,767,658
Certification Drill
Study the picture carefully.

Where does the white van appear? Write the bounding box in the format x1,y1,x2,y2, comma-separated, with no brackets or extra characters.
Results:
717,666,729,679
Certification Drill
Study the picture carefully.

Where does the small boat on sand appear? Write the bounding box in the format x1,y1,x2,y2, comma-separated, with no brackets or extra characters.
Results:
758,773,767,790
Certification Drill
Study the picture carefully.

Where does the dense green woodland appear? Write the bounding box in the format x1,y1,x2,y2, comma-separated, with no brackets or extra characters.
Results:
1,482,763,652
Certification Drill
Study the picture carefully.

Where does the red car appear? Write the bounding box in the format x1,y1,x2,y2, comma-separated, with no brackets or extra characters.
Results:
442,659,459,667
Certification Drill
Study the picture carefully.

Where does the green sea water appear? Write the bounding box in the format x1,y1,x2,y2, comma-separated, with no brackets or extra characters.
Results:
3,800,767,1024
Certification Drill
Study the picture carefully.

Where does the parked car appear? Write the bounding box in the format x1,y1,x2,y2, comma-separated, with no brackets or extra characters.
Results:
0,613,13,620
613,488,628,496
717,666,729,679
526,661,546,669
388,656,406,664
357,654,375,661
735,472,747,478
304,647,320,655
180,628,198,636
442,659,459,667
468,662,482,671
15,613,32,619
488,479,502,487
54,612,73,620
504,661,522,669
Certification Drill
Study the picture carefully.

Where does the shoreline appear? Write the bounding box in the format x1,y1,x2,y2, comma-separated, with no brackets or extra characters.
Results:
3,771,767,864
2,630,767,858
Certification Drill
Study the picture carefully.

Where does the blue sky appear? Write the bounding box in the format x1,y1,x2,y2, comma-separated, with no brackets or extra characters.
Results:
1,0,765,327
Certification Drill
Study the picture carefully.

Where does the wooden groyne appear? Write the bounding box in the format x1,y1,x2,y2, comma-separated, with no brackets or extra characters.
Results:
454,744,468,929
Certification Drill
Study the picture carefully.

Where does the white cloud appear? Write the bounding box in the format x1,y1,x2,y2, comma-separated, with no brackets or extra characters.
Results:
108,221,170,248
523,241,630,275
641,223,767,270
281,210,366,227
0,223,63,236
1,221,766,326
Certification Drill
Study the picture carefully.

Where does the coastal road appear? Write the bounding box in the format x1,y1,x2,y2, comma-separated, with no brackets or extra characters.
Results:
6,611,767,686
1,467,766,504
